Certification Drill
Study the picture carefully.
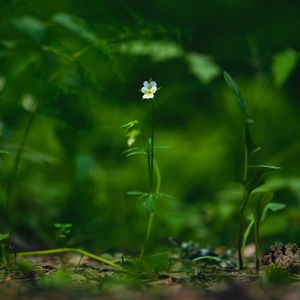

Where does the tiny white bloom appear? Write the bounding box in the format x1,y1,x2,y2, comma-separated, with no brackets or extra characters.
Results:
141,80,157,99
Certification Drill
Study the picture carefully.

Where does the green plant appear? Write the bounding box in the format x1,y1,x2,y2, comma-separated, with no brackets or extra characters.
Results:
54,223,73,246
223,71,281,272
125,79,171,264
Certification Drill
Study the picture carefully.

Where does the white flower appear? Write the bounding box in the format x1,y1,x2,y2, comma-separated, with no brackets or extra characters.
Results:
141,80,157,99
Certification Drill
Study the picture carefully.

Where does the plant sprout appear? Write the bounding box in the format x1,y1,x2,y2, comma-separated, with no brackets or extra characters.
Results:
124,79,168,264
223,71,281,273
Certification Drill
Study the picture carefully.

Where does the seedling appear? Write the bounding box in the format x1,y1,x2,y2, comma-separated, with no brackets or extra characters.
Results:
54,223,73,246
223,71,281,272
124,79,170,264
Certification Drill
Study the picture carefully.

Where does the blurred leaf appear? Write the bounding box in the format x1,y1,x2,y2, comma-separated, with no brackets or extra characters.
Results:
38,270,72,288
0,40,18,58
12,16,46,41
243,202,285,249
186,52,221,83
143,194,156,213
127,191,147,196
249,192,274,225
261,202,286,221
126,151,147,157
52,12,97,42
264,266,293,285
0,149,9,155
223,71,253,124
0,232,9,242
272,48,299,87
246,165,281,193
119,40,183,62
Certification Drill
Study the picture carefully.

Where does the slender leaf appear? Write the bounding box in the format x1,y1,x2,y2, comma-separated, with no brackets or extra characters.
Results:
272,48,299,87
223,71,253,124
12,16,46,41
0,149,9,155
245,165,281,193
127,191,147,196
53,12,97,43
249,192,274,223
261,202,286,221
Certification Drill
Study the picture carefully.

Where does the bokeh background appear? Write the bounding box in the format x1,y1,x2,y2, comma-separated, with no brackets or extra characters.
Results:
0,0,300,254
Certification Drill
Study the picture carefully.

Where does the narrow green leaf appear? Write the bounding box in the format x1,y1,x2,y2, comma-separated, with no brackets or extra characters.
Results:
261,202,286,221
193,256,222,263
223,71,253,124
126,151,147,157
272,48,299,87
0,149,9,154
52,12,97,43
157,192,174,199
127,191,147,196
249,192,274,223
245,165,281,193
12,16,46,41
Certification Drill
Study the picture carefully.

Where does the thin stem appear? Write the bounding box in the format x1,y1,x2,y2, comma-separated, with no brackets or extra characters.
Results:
238,126,249,270
139,212,155,263
153,159,161,194
254,218,260,275
150,100,154,193
140,100,155,264
16,248,122,270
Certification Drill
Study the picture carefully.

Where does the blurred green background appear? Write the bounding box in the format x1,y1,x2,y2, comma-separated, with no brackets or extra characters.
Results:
0,0,300,254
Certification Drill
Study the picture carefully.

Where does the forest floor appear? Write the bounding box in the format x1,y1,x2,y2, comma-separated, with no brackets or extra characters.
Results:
1,242,300,300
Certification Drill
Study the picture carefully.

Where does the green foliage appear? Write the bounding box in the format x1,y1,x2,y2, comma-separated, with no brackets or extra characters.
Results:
223,71,254,124
272,48,299,87
38,270,72,288
186,53,221,83
224,71,282,271
52,12,98,42
54,223,73,239
12,16,46,41
0,0,299,263
119,40,183,62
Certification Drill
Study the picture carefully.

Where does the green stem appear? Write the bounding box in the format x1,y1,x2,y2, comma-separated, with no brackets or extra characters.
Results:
15,248,122,270
254,219,260,274
238,126,249,270
140,100,155,264
139,211,155,263
153,159,161,194
150,100,154,193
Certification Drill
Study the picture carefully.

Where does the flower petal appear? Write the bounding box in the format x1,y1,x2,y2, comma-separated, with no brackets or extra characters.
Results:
149,81,157,87
143,81,150,88
150,86,157,93
143,94,149,99
141,87,149,93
